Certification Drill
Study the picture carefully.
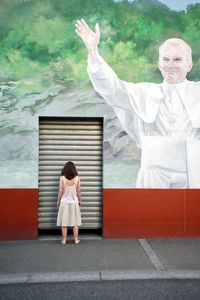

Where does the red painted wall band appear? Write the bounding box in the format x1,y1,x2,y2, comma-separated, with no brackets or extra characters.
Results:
0,189,38,240
1,188,200,240
103,189,200,238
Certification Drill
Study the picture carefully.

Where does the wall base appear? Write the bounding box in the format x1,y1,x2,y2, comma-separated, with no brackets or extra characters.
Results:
0,189,38,241
103,189,200,238
1,188,200,240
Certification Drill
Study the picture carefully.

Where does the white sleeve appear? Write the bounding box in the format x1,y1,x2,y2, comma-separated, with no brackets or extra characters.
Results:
87,54,140,112
87,54,161,123
87,54,142,145
87,55,161,145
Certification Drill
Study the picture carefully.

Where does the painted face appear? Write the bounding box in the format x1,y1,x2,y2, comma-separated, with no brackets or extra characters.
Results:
158,44,192,84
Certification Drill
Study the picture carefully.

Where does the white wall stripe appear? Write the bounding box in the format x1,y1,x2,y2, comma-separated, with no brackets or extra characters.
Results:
138,239,165,271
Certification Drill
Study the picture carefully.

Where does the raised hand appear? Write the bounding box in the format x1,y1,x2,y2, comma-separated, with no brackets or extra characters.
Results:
75,19,100,58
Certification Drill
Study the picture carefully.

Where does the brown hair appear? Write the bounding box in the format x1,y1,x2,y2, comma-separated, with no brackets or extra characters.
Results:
61,161,78,180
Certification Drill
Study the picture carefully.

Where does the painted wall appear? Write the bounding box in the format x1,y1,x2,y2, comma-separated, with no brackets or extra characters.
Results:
103,189,200,238
1,188,200,240
1,0,200,189
0,0,200,239
0,189,38,240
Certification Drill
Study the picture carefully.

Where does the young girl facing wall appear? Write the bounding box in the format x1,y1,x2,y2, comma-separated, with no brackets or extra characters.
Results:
57,161,82,245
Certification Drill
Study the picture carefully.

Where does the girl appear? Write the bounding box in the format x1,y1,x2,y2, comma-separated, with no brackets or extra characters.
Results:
57,161,82,244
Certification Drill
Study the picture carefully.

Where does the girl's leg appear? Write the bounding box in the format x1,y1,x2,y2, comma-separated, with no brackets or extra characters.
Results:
61,226,67,244
73,225,80,244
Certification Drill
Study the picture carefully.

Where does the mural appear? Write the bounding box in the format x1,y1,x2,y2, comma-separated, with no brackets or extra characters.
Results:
0,0,199,188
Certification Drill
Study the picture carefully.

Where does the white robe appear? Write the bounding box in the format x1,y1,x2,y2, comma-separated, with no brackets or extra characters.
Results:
87,55,200,188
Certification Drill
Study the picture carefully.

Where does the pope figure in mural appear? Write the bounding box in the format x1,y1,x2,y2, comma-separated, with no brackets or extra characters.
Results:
75,19,200,189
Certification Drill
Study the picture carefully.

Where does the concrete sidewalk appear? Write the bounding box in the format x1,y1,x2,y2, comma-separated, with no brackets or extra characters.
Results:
1,236,200,284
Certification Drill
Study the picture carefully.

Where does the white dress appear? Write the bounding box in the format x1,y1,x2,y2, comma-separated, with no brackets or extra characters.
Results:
87,55,200,188
57,176,82,226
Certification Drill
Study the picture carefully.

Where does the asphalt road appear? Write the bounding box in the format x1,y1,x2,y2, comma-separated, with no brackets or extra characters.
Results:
1,279,200,300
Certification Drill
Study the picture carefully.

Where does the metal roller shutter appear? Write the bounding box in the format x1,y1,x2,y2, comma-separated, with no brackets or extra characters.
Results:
38,117,103,230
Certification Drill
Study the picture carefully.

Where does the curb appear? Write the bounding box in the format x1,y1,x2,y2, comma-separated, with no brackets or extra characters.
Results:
1,270,200,285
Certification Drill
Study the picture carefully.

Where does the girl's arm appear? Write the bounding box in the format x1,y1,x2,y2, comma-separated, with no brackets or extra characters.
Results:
77,176,82,206
57,176,64,208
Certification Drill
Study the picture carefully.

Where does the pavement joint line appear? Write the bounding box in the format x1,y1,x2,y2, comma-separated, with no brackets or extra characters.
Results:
1,270,200,284
138,239,165,271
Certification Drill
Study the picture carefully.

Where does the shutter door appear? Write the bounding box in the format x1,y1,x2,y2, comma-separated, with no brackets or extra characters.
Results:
38,117,103,230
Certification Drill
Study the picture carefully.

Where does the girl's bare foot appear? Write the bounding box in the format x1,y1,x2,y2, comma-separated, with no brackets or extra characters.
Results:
61,240,66,245
74,239,80,245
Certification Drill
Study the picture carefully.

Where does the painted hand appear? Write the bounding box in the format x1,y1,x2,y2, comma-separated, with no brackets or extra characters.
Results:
75,19,100,57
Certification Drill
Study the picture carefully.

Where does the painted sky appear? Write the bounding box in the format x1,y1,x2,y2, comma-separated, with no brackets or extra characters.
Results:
157,0,200,11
